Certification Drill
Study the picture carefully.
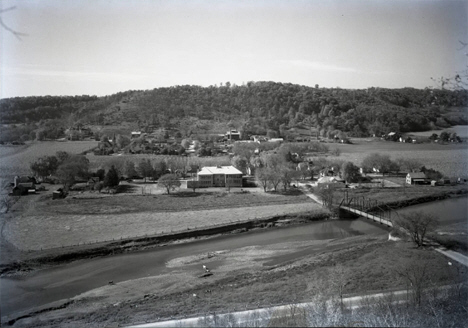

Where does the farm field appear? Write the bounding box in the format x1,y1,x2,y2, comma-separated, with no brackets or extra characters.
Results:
327,139,468,178
0,141,98,178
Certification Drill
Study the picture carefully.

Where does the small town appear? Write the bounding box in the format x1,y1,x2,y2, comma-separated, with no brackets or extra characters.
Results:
1,1,468,327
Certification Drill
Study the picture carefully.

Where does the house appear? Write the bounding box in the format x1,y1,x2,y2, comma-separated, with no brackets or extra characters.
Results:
12,176,36,195
269,138,284,143
131,131,142,139
226,130,241,141
317,176,345,189
320,167,337,177
192,165,243,188
386,132,400,142
406,172,428,185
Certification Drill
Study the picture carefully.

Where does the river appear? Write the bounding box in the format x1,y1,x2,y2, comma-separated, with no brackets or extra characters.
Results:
394,195,468,227
3,196,466,319
1,219,386,318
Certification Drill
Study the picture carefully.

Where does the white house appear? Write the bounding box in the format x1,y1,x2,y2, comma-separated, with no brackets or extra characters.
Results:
192,165,243,188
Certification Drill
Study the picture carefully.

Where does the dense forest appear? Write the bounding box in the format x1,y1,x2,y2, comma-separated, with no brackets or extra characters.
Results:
1,82,467,141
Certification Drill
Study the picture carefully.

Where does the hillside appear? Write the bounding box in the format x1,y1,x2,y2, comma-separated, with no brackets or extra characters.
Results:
1,82,467,141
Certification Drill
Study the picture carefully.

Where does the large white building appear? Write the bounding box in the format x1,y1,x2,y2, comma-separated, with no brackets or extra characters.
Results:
196,165,243,187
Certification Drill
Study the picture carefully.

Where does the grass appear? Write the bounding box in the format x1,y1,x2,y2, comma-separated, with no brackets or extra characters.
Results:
3,191,324,251
0,140,98,178
27,189,310,215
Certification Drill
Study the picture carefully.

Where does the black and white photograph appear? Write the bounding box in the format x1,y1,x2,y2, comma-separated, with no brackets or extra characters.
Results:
1,0,467,327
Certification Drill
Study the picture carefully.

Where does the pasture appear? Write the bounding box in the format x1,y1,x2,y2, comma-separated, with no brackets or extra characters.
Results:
328,139,468,178
0,141,97,178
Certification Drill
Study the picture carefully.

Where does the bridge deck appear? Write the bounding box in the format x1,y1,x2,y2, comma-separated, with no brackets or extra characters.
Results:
339,206,393,227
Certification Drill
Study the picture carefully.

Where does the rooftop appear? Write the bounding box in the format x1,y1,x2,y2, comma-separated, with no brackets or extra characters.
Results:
198,165,243,175
408,172,426,179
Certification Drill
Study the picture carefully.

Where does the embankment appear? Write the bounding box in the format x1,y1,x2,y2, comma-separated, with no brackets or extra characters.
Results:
367,189,468,213
0,211,330,276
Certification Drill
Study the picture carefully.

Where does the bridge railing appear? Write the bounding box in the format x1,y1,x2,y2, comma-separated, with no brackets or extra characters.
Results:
339,191,401,224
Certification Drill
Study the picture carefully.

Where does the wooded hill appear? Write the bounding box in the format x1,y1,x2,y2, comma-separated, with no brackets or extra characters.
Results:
1,82,467,139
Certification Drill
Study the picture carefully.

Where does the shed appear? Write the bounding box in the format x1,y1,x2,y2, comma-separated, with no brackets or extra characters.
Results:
53,188,66,199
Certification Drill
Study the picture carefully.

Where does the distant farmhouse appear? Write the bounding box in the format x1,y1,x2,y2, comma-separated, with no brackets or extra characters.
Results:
131,131,142,139
187,165,243,188
12,176,37,195
317,176,345,189
225,130,241,141
406,172,428,185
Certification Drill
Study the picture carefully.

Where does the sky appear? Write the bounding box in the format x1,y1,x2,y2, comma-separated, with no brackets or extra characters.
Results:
1,0,467,98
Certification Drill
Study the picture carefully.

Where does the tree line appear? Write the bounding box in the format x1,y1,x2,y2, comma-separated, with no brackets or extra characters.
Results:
1,83,466,142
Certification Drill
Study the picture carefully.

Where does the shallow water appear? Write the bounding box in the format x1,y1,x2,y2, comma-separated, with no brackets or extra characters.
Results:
1,218,386,317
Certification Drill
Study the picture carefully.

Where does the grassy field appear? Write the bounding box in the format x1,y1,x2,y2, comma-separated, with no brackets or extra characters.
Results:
326,139,468,178
22,189,312,215
3,191,324,251
0,141,98,178
12,235,466,327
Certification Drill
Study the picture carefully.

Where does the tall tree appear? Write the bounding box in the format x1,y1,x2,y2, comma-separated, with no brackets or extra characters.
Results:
394,212,438,247
255,167,271,192
56,155,89,190
340,161,361,183
138,159,153,182
104,165,120,188
124,160,137,178
30,155,59,180
231,155,249,174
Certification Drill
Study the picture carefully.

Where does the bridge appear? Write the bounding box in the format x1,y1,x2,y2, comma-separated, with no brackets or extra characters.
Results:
338,191,400,228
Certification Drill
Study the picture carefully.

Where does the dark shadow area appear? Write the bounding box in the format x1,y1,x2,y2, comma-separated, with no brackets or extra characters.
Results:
274,189,303,196
169,191,210,198
116,184,139,193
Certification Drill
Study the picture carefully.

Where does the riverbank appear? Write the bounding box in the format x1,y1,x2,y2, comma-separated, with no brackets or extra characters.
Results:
4,232,465,328
366,187,468,213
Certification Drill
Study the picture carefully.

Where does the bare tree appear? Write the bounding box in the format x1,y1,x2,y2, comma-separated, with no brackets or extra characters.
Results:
158,174,181,194
255,167,270,192
0,6,27,40
394,211,438,247
329,265,350,310
394,262,430,306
